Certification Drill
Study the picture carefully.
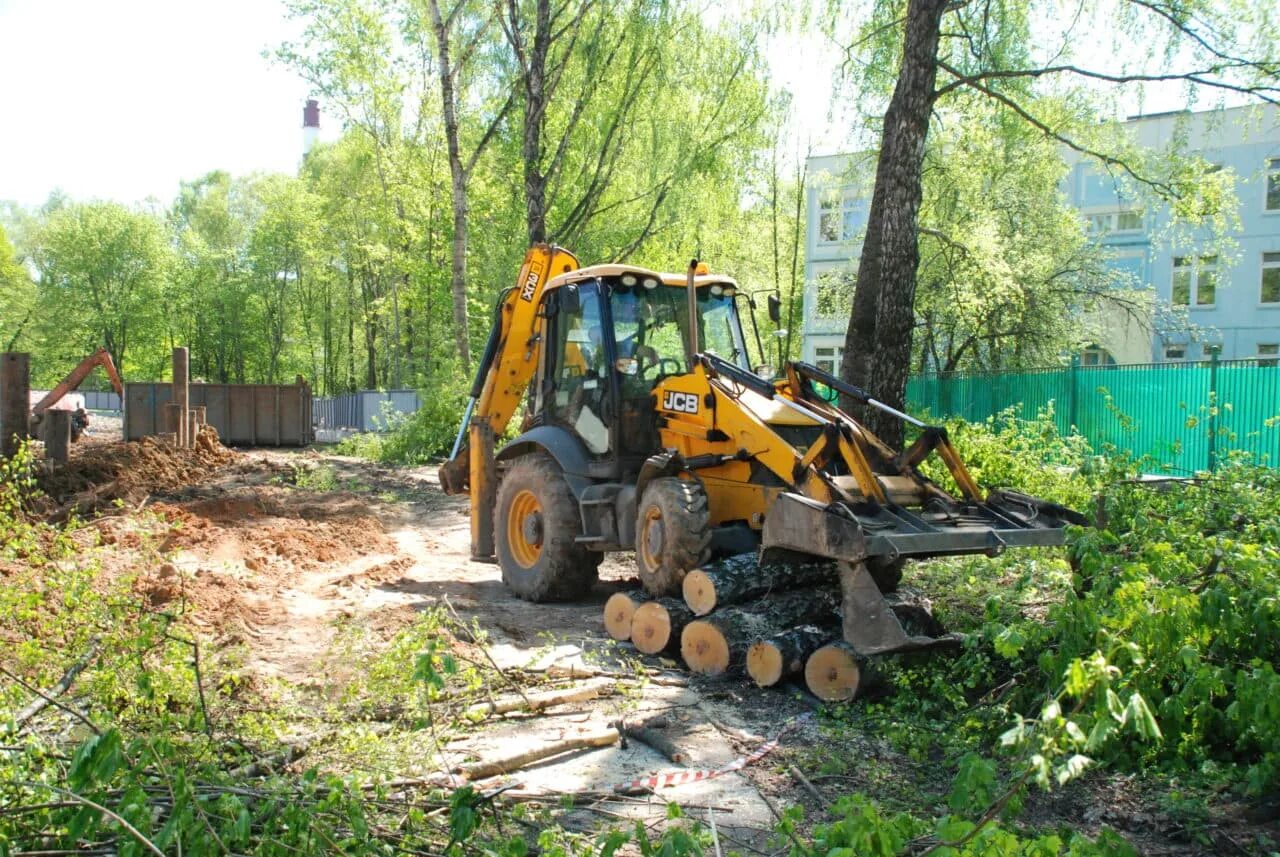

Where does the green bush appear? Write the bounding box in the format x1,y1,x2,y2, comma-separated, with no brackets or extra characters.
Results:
886,411,1280,796
336,370,470,465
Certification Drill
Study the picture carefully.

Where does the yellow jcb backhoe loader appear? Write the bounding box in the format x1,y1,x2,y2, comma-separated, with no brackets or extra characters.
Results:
439,245,1084,658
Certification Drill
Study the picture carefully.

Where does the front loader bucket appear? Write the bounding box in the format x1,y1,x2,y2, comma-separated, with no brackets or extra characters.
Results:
761,490,1077,657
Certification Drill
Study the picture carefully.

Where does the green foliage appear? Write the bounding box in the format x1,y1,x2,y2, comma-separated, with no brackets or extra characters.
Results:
871,411,1280,816
337,372,469,464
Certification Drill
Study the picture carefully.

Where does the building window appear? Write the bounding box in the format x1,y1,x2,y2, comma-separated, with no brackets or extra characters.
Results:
1258,343,1279,368
814,345,844,374
818,194,863,243
813,270,855,319
1267,158,1280,212
1262,252,1280,303
1080,346,1115,367
1164,345,1187,361
1172,255,1217,307
1085,209,1144,236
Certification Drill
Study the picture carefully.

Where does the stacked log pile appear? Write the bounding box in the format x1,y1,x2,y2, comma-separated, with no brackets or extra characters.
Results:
604,552,948,703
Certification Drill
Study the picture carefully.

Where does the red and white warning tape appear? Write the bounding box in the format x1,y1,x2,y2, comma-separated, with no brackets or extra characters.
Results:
467,712,812,797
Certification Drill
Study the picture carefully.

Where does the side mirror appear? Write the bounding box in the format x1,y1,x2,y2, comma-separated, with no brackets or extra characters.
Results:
561,284,581,315
767,293,782,324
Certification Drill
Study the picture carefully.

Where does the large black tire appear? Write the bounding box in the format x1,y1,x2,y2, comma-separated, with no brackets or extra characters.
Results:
495,454,599,602
635,477,711,596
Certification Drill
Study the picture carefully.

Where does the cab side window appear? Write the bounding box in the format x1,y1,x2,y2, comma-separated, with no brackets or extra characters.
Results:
547,283,610,456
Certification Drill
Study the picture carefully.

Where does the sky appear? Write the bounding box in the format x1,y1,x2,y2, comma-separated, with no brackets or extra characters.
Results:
0,0,1236,210
0,0,853,210
0,0,338,208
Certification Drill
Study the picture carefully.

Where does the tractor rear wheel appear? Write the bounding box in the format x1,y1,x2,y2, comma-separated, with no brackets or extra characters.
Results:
635,477,711,596
496,454,599,602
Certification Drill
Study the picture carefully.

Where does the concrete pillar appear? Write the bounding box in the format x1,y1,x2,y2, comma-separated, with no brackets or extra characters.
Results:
163,402,184,446
1,353,30,459
42,410,71,463
173,347,190,448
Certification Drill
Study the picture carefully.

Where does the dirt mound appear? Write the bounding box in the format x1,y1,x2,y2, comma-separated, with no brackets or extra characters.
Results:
36,426,238,512
152,488,396,573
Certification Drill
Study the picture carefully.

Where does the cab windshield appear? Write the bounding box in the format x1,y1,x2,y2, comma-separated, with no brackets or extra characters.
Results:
609,280,750,378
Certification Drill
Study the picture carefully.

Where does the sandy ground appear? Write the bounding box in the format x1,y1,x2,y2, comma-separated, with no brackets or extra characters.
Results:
62,444,812,844
37,437,1268,853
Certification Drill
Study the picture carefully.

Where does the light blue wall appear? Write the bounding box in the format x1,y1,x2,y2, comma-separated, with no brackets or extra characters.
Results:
1064,107,1280,362
803,106,1280,366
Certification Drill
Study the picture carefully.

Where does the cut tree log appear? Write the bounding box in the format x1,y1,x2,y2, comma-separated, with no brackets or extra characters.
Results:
746,624,834,687
804,641,885,702
603,590,652,641
681,589,838,676
682,551,836,616
456,728,620,780
631,598,695,655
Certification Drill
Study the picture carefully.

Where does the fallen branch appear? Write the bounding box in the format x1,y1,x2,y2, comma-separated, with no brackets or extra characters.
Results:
464,679,613,719
456,728,620,780
611,715,687,765
788,764,825,806
19,781,165,857
227,743,310,779
6,641,101,734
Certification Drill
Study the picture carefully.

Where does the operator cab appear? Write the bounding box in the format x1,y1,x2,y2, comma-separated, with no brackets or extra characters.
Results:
532,265,752,476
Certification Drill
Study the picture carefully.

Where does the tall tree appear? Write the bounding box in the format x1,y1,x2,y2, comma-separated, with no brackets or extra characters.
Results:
33,202,170,377
836,0,1280,447
424,0,511,373
0,224,36,352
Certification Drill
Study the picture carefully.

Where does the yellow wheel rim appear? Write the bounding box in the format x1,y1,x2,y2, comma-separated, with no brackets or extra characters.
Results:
507,489,543,568
639,506,664,572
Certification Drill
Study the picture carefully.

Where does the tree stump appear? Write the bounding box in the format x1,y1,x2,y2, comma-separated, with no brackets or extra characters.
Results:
41,409,72,463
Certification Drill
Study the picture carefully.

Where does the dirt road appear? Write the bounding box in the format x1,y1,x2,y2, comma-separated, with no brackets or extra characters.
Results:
77,446,815,843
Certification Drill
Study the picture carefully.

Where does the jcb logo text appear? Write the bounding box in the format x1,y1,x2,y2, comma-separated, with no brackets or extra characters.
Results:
520,260,543,301
662,391,699,414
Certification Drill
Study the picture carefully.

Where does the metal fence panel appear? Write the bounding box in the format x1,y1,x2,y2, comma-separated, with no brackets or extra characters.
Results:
83,391,121,410
907,357,1280,471
312,390,421,432
124,382,313,446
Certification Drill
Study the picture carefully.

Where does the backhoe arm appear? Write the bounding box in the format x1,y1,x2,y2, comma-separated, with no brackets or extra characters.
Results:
32,347,124,415
438,245,580,559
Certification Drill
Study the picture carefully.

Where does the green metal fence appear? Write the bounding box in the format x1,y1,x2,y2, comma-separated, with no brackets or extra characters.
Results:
906,354,1280,472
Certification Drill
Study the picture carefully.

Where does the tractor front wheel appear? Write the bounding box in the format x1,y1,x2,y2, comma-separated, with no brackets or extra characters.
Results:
635,477,711,596
496,454,599,602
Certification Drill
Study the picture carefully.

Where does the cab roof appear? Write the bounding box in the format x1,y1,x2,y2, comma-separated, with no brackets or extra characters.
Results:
545,263,740,292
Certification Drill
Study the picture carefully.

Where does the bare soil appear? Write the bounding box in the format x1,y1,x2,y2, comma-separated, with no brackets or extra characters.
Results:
40,438,1278,853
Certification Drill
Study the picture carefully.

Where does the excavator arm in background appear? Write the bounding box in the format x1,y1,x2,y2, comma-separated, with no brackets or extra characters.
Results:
438,245,582,557
31,347,124,416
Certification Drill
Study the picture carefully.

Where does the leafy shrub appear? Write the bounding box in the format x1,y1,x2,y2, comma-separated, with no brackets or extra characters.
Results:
336,370,470,465
887,411,1280,797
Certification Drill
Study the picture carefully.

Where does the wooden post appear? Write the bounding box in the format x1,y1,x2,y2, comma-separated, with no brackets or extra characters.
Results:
173,347,189,448
42,410,71,463
1,353,31,459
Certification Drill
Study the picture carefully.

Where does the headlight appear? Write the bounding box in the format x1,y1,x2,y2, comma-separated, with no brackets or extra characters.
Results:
621,274,637,286
642,277,659,290
710,284,724,296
